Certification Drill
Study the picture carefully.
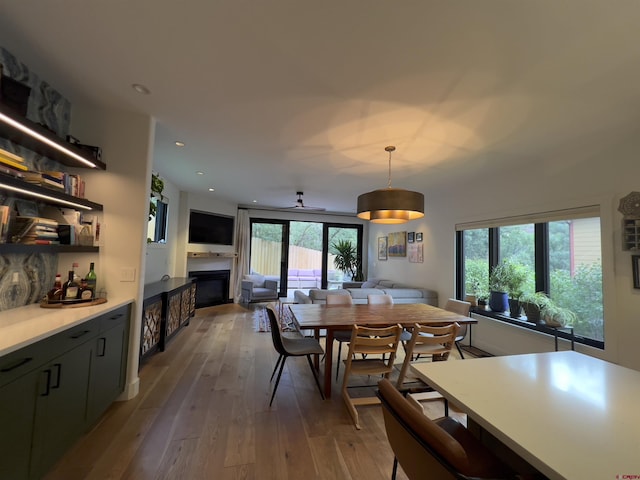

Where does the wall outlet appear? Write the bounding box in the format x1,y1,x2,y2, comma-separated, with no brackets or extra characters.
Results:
120,267,136,282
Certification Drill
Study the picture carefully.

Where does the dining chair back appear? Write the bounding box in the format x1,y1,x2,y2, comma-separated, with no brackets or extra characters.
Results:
367,293,394,305
266,305,325,406
396,322,459,416
377,378,516,480
326,294,354,379
444,299,471,359
341,324,402,429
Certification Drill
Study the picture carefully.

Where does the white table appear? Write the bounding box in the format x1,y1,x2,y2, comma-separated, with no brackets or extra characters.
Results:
411,351,640,480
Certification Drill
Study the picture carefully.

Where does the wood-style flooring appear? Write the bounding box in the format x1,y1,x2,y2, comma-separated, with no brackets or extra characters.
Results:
45,303,468,480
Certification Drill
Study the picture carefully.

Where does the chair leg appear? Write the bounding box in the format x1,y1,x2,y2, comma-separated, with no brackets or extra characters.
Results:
391,456,398,480
306,355,325,400
444,398,449,417
270,355,283,382
269,356,287,406
335,341,343,381
456,341,465,359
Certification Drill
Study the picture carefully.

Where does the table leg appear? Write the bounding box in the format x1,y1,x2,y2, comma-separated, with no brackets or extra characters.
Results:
324,329,334,398
314,329,320,371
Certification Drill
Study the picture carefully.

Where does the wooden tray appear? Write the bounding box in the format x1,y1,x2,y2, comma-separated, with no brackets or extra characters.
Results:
40,297,107,308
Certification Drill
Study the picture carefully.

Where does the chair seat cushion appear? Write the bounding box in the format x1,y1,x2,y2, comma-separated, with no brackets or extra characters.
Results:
282,336,324,356
252,287,277,299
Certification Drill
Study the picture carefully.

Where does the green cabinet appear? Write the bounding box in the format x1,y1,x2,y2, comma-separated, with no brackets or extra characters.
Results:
0,303,131,479
87,306,130,424
0,370,39,479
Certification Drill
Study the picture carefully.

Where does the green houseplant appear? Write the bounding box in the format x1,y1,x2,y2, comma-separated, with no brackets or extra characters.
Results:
331,240,364,282
489,260,526,314
520,292,552,324
149,173,165,221
541,302,577,328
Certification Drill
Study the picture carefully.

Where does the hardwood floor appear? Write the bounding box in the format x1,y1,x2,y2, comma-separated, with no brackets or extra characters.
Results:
45,303,466,480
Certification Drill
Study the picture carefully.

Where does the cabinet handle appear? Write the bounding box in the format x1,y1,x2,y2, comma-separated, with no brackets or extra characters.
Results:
0,357,33,372
98,337,107,357
109,313,124,321
51,363,62,389
70,329,91,339
41,369,51,397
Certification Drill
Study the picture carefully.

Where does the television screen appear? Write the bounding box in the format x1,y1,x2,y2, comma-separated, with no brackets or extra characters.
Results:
188,210,234,245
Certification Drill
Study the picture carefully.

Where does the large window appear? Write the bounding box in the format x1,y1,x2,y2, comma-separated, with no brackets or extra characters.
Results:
456,209,604,348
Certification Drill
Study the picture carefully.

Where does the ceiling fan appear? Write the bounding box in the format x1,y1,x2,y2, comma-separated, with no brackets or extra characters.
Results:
288,191,326,211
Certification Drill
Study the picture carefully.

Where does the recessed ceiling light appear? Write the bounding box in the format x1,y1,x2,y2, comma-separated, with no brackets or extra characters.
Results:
175,141,185,147
132,83,150,95
208,188,215,192
196,171,204,175
252,200,257,203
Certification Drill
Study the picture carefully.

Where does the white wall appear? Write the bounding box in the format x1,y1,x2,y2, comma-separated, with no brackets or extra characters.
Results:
367,135,640,371
70,106,155,399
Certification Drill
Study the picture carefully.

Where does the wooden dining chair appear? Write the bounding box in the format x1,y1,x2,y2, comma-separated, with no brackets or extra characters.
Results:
396,322,459,416
326,293,354,380
266,305,325,406
443,299,471,359
377,378,518,480
341,324,402,429
367,293,394,305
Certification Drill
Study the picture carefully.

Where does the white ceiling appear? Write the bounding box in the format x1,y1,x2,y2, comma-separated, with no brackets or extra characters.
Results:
1,1,639,214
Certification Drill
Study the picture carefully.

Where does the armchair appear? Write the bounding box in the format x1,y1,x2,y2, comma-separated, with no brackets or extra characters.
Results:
241,274,279,303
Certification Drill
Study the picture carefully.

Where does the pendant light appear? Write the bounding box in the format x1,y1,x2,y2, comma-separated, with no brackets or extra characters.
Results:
357,146,424,224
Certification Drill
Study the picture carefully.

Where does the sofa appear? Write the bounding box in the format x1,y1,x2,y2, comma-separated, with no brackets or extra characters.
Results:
293,279,438,306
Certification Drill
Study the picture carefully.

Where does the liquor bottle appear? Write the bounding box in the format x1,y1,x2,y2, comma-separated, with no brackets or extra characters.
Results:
47,273,63,302
86,262,97,292
63,270,79,300
79,278,93,300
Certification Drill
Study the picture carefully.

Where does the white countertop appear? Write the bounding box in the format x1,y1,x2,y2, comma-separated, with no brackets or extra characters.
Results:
0,296,134,357
411,351,640,480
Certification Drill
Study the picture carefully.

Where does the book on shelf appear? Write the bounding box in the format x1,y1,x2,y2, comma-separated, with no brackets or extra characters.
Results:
0,205,10,243
0,147,24,164
0,156,28,171
0,164,25,178
23,171,65,190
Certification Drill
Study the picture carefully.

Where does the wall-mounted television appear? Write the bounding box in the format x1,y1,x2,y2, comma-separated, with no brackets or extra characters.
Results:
188,210,234,245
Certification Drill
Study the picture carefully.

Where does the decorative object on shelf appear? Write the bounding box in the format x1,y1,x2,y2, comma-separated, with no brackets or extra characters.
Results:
618,191,640,217
618,191,640,251
377,236,387,261
356,146,424,224
633,255,640,289
407,231,415,243
387,231,407,257
416,232,423,242
408,242,423,263
187,251,237,258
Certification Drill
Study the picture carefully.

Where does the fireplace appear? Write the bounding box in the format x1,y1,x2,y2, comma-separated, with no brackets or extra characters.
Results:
189,269,231,308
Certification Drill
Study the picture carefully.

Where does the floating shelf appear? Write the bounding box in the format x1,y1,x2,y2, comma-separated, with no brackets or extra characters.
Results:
0,103,106,170
187,251,237,258
0,244,98,254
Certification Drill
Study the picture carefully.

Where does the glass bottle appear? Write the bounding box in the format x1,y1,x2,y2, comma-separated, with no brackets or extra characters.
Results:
64,270,79,300
86,262,97,292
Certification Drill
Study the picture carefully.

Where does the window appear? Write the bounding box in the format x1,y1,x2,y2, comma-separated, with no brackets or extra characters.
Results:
456,208,604,348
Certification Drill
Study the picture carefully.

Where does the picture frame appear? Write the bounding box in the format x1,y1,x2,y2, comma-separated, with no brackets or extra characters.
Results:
416,232,423,242
633,255,640,289
408,243,423,263
407,232,415,243
378,236,388,261
388,231,407,257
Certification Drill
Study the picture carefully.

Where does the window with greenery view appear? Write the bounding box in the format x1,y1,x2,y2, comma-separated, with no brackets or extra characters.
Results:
457,213,604,348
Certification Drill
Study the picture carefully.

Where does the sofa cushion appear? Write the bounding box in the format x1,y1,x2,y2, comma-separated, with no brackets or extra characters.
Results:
347,288,385,300
252,287,277,299
297,269,315,278
382,288,424,299
244,274,265,288
361,280,379,288
377,280,396,288
309,289,350,302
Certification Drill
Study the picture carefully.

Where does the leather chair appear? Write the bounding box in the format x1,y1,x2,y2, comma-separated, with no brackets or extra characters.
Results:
443,299,471,358
377,378,518,480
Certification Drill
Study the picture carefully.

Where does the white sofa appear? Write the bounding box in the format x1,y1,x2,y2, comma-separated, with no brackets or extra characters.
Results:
293,279,438,306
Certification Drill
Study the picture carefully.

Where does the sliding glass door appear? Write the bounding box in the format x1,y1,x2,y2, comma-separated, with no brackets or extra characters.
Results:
249,220,288,296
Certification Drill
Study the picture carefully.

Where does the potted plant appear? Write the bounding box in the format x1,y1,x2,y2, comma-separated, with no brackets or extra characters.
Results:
331,240,364,282
488,261,513,313
520,292,552,324
541,303,577,328
504,262,527,318
149,172,165,221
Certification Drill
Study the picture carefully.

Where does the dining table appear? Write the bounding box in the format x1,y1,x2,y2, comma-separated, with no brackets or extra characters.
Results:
288,303,476,397
411,350,640,479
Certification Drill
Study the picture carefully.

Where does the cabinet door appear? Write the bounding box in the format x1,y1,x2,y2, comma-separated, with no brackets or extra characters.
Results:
31,341,93,478
0,371,39,480
87,319,128,424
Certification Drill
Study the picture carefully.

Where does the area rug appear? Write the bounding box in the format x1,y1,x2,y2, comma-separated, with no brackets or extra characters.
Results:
252,303,296,333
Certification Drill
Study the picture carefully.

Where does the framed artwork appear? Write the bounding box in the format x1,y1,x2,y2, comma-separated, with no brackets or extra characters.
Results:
408,243,423,263
407,232,415,243
388,231,407,257
416,232,423,242
633,255,640,289
378,236,388,260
